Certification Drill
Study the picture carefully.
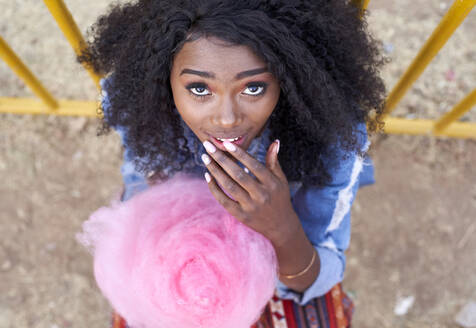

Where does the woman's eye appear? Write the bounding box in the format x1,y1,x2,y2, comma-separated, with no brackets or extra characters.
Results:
189,87,210,96
186,83,267,98
242,84,266,96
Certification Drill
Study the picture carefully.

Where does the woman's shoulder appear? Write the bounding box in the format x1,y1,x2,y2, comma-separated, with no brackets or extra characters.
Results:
292,122,374,196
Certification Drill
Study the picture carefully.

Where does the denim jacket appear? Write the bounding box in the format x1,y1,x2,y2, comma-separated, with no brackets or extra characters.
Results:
100,78,375,305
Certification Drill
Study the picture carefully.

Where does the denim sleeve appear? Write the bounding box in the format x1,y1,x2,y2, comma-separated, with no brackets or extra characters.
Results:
100,78,149,202
275,123,372,305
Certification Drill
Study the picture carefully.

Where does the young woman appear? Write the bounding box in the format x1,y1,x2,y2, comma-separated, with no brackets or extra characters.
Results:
80,0,386,326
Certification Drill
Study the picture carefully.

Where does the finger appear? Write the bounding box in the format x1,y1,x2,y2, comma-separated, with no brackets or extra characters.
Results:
265,139,287,181
265,140,277,170
202,141,263,196
201,153,252,204
205,172,246,220
216,140,274,184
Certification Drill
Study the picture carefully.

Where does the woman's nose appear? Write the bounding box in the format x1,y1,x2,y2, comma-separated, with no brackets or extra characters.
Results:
212,97,242,128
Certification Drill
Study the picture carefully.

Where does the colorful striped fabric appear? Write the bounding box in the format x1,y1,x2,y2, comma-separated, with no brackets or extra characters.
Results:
111,284,353,328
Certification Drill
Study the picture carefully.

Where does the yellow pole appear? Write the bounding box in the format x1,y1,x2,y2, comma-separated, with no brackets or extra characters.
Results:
382,0,476,119
362,0,370,10
0,97,99,116
433,88,476,135
350,0,370,17
383,117,476,139
0,35,59,110
43,0,102,89
351,0,370,11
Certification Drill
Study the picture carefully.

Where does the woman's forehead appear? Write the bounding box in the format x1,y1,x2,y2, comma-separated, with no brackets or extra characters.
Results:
171,37,268,78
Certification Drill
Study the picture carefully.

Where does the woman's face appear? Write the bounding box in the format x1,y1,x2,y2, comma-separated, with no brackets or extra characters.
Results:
170,37,280,153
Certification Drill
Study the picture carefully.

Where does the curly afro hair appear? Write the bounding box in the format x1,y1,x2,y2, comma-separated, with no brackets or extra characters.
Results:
79,0,386,187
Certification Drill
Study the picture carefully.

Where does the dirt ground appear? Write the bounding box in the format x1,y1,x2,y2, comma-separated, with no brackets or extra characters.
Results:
0,1,475,327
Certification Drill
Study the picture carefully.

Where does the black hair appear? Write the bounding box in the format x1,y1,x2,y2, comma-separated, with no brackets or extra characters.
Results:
79,0,386,186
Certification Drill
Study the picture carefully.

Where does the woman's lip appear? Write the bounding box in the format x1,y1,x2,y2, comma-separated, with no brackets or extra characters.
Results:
209,134,247,151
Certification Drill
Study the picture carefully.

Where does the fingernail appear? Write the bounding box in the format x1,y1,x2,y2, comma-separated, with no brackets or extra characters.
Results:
275,139,280,155
223,141,236,152
244,167,250,174
204,172,211,183
201,153,211,165
203,140,216,153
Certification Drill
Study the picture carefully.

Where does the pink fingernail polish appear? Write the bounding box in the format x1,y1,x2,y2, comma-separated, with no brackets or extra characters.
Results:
223,141,236,152
204,172,211,183
203,140,216,153
201,153,211,165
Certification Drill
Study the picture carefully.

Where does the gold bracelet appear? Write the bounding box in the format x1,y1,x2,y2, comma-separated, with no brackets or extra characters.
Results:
279,249,317,280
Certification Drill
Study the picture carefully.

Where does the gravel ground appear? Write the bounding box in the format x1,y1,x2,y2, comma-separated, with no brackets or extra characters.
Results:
0,1,475,327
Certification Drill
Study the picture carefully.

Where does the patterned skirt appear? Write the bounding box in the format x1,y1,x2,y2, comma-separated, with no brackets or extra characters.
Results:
111,284,353,328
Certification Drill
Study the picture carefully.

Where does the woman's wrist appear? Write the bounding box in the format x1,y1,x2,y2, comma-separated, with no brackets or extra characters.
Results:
280,248,317,279
273,223,321,293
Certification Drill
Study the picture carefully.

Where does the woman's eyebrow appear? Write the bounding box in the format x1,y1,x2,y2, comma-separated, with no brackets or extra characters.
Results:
180,67,268,80
235,67,268,80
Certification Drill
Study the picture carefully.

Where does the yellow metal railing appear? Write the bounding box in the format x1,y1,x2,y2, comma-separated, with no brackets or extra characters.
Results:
351,0,370,17
0,35,59,110
380,0,476,139
44,0,101,89
382,1,475,118
0,0,475,138
433,88,476,135
0,0,101,117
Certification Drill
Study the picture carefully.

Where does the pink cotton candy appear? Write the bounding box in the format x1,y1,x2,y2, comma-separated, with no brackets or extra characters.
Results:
77,174,278,328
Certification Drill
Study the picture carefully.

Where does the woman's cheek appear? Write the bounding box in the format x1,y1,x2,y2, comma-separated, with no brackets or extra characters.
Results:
244,98,276,120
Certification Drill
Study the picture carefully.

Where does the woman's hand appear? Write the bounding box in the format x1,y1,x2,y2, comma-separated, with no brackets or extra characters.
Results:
201,139,302,247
